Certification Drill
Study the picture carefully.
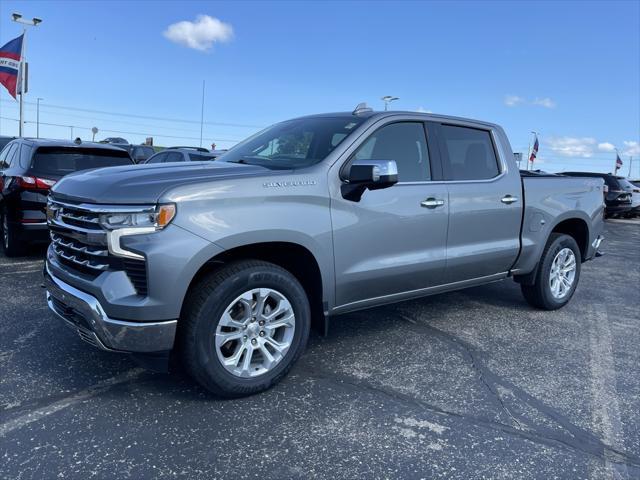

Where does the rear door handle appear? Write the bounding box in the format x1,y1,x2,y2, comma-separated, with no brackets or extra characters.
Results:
501,195,519,204
421,198,445,209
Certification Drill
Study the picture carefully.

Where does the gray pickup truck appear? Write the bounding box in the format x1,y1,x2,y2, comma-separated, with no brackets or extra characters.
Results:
44,106,605,397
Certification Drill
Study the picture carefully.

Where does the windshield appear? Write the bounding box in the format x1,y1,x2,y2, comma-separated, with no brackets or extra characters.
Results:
31,147,132,177
220,116,365,169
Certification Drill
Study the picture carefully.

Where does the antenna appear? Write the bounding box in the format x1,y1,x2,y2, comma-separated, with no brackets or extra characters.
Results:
352,102,373,115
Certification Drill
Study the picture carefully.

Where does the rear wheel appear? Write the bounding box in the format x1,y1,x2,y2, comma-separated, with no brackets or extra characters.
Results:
521,233,581,310
180,260,310,397
1,206,25,257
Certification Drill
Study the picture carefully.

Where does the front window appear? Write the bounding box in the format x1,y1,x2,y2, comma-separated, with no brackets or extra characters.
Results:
221,116,365,169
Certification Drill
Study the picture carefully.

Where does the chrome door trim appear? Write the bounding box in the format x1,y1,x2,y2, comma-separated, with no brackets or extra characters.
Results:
501,195,519,204
421,198,445,208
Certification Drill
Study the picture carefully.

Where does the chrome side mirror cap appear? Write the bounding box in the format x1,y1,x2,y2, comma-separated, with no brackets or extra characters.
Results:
342,159,398,201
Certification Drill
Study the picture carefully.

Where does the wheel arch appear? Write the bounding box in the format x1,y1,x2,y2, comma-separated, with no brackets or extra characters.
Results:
515,213,591,286
182,241,328,334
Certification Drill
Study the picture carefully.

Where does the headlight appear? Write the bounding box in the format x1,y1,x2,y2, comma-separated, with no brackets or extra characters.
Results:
99,204,176,231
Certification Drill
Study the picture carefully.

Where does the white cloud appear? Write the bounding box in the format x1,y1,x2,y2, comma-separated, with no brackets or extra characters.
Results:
546,137,597,157
164,15,233,52
504,95,525,107
504,95,556,108
415,106,432,113
622,140,640,156
598,142,616,152
532,97,556,109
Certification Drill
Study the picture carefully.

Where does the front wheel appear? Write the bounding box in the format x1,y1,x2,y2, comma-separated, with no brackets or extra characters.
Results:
179,260,310,397
521,233,581,310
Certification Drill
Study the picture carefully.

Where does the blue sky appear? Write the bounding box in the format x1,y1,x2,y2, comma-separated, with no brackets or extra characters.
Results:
0,0,638,176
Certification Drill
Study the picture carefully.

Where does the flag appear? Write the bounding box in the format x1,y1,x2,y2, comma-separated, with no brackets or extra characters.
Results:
616,154,623,169
529,135,539,163
0,34,24,99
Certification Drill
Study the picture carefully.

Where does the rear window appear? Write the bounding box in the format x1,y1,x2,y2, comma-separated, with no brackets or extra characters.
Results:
31,147,132,176
439,125,500,181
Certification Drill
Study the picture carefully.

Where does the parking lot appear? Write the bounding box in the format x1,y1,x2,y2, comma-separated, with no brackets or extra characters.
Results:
0,219,638,479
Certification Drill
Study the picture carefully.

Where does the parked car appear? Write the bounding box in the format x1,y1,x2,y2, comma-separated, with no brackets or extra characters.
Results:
616,177,640,216
145,147,218,163
45,108,605,397
100,137,129,145
561,172,632,218
0,139,134,256
115,144,156,163
0,135,18,152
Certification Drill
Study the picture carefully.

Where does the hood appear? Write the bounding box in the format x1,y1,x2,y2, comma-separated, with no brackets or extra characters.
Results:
51,161,268,204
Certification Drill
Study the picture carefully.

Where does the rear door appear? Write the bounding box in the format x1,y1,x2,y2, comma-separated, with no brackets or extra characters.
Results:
434,123,522,282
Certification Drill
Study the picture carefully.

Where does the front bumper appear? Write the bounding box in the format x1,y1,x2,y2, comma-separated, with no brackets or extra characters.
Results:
45,265,177,353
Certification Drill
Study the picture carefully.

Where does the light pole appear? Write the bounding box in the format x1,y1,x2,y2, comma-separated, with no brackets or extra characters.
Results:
199,80,206,148
36,97,43,138
381,96,399,111
11,12,43,137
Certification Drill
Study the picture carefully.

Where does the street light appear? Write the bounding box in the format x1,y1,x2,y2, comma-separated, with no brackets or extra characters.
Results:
36,97,43,138
381,96,399,111
11,12,43,137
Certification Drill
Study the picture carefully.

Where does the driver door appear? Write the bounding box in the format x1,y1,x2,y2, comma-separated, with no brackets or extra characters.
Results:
330,120,449,309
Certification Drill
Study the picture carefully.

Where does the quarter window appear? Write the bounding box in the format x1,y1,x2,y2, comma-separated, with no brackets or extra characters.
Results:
1,143,19,169
353,122,431,182
440,125,500,181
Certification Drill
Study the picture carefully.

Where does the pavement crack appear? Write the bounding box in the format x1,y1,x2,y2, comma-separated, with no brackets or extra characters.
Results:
355,309,640,469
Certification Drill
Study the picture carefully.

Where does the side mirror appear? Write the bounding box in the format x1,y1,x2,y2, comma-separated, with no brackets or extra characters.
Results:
342,160,398,201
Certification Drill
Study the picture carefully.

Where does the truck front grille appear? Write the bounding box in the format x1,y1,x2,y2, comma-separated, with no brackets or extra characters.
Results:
48,199,149,295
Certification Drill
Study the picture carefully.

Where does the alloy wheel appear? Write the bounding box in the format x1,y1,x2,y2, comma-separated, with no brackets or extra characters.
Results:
549,247,576,299
215,288,296,378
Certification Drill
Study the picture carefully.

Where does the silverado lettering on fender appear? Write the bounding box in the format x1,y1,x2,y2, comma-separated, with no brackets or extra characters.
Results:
44,107,605,397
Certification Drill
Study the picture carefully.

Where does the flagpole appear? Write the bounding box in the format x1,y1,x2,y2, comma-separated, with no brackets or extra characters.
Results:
527,136,531,172
614,149,618,175
628,156,633,178
11,13,43,137
18,26,26,137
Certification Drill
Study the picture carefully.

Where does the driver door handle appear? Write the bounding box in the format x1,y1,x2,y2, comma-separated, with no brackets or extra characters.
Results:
421,198,445,209
501,195,519,204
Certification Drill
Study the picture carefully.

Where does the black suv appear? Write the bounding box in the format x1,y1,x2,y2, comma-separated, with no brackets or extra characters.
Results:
562,171,632,218
0,139,134,256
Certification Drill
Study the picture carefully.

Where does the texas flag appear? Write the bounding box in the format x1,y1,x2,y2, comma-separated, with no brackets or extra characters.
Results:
0,34,24,99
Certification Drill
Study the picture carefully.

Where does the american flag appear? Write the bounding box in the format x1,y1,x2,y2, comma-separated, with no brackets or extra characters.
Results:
529,135,539,163
616,154,623,169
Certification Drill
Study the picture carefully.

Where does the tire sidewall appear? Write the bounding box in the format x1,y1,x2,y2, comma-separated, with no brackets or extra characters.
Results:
538,235,581,308
1,206,18,256
191,266,310,393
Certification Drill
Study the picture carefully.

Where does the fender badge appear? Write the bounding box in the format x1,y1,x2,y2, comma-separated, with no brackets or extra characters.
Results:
263,180,318,188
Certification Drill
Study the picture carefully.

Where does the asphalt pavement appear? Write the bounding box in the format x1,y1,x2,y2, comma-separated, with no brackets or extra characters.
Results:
1,220,639,479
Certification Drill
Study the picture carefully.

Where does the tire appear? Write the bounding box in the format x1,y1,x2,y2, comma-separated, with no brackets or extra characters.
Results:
521,233,581,310
1,206,25,257
179,260,310,397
